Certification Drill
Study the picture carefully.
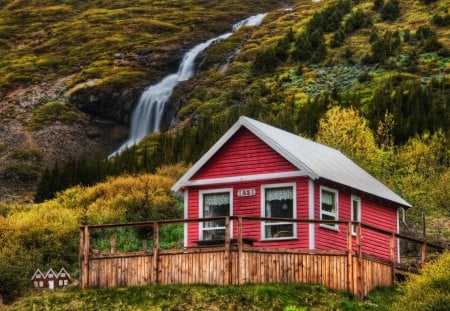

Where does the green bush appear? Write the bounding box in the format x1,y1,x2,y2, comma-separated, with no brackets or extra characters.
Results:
393,251,450,310
4,162,42,183
381,0,401,21
28,100,86,131
0,244,40,304
12,147,43,162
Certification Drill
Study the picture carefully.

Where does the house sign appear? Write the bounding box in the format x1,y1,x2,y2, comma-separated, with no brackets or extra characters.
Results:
237,188,256,197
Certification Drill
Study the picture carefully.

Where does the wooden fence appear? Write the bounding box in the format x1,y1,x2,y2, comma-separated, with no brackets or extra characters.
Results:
79,217,446,299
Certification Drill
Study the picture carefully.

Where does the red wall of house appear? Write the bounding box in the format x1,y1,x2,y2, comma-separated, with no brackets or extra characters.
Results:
187,177,310,248
191,128,298,180
313,181,398,261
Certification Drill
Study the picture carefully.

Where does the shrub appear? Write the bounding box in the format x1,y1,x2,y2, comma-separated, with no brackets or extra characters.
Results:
4,162,41,183
393,252,450,310
28,100,86,131
373,0,384,11
12,147,42,162
431,13,450,27
381,0,401,21
0,244,40,304
330,29,346,48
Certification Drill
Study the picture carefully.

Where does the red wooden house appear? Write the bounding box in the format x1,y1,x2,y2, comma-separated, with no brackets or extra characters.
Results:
172,117,411,261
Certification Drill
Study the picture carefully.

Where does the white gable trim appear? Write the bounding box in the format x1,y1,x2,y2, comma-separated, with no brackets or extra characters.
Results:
172,117,316,192
45,268,57,279
31,269,45,280
57,267,71,279
179,171,307,188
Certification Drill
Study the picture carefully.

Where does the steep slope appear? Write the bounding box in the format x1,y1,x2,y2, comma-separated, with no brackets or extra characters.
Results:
0,0,288,199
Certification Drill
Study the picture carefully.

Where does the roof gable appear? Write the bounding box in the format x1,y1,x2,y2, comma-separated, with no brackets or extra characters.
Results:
191,127,298,180
172,117,411,208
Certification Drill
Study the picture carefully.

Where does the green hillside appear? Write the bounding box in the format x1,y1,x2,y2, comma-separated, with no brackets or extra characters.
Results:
0,0,285,97
0,0,449,305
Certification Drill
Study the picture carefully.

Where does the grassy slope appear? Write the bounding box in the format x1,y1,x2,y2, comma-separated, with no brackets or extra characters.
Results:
175,0,449,122
0,0,286,97
6,283,399,310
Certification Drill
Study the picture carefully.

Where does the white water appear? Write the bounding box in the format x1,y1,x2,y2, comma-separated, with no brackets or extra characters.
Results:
111,13,267,157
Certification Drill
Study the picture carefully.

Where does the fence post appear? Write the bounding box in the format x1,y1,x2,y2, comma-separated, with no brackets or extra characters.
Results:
82,226,90,289
224,217,230,285
111,234,116,254
347,221,353,294
153,221,159,284
237,217,243,285
390,233,396,284
79,228,84,289
421,241,427,269
356,222,363,300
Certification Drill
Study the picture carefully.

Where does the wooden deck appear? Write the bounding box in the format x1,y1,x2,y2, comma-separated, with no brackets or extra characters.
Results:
79,217,446,300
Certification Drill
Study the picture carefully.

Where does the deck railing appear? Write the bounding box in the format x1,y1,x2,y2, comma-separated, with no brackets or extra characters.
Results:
79,217,446,299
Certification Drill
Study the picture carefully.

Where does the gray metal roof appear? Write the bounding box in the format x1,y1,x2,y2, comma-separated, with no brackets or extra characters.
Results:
172,116,411,208
240,117,411,208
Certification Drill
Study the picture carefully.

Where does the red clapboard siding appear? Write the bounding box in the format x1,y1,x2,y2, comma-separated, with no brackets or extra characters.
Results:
187,178,310,249
313,181,398,260
191,128,298,180
314,181,349,252
361,200,398,260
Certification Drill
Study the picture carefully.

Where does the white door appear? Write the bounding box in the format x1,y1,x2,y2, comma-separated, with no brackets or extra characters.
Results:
48,280,54,290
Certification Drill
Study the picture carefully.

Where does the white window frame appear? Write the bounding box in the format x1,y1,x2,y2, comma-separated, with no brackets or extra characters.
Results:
261,182,297,241
351,195,361,236
320,186,339,231
199,188,233,240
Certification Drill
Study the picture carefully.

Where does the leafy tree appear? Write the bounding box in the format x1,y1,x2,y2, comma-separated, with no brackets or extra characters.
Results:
370,30,401,62
252,48,279,74
381,0,401,21
330,29,346,48
316,106,381,175
431,13,450,27
373,0,384,11
343,9,373,33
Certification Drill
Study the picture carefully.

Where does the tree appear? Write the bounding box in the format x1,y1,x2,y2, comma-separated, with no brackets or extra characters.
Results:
330,29,346,48
316,107,381,175
381,0,401,21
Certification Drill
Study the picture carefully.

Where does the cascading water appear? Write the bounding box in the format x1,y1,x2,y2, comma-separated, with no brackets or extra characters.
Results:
110,13,267,157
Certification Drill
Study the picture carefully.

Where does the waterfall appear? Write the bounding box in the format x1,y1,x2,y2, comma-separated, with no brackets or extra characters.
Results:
110,13,267,157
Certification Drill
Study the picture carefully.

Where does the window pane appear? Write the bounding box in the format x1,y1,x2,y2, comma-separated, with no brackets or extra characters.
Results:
321,190,335,213
202,192,230,240
322,214,335,221
203,229,226,240
265,224,294,238
265,187,293,218
352,200,359,221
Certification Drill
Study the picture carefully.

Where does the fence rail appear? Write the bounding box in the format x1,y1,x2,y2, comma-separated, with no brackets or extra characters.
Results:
80,217,447,299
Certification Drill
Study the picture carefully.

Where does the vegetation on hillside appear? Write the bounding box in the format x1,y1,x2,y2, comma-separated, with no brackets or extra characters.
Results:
0,164,186,303
393,251,450,310
6,283,397,310
0,0,286,98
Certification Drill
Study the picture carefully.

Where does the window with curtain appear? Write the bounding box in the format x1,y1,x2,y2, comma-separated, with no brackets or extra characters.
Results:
202,192,230,240
263,186,295,239
320,188,338,230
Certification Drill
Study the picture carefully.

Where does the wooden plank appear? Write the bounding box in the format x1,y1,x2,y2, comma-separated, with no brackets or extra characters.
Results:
421,241,427,269
152,222,159,284
83,226,90,289
224,217,230,285
237,217,243,285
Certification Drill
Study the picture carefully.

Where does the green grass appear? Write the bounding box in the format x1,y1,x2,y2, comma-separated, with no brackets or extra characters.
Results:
28,100,87,130
0,0,285,98
7,283,399,310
